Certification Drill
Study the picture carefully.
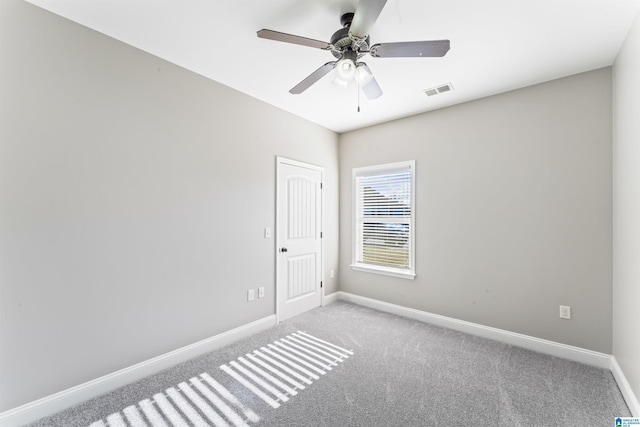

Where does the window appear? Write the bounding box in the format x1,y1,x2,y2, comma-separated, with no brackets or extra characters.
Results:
352,160,415,279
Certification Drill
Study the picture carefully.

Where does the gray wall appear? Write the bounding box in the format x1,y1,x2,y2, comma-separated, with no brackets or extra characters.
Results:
613,11,640,406
339,68,613,353
0,0,339,411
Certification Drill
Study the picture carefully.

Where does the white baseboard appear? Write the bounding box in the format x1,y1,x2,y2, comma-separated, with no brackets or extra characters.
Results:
611,357,640,417
323,291,340,306
0,315,277,427
330,292,611,368
328,291,640,415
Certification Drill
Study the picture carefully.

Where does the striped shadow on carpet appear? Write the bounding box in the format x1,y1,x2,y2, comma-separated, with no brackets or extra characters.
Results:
88,332,353,427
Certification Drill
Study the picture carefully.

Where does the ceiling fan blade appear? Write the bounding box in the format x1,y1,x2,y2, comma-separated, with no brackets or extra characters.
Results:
358,64,383,99
257,29,330,50
370,40,450,58
349,0,388,39
289,62,337,94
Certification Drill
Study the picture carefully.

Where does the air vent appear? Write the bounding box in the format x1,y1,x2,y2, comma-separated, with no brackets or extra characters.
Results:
424,83,454,97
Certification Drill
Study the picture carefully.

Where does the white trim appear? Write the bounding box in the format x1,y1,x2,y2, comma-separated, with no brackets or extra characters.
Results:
276,156,324,172
611,356,640,417
351,263,416,280
0,315,277,427
328,291,612,369
323,291,340,306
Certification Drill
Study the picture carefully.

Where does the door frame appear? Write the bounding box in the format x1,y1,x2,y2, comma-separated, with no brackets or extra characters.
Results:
275,156,325,323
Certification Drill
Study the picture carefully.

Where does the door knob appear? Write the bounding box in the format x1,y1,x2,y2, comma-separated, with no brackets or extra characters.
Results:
280,247,288,253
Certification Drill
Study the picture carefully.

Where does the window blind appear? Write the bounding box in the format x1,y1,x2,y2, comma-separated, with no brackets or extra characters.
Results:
354,165,413,272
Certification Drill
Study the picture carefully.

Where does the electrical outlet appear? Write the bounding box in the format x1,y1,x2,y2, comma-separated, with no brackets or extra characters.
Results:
247,289,255,301
330,269,334,279
559,305,571,319
258,287,265,298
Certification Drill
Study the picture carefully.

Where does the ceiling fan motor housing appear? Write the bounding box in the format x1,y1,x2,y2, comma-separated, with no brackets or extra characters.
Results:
330,13,370,59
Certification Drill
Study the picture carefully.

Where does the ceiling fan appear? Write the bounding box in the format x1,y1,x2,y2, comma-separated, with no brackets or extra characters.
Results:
257,0,450,100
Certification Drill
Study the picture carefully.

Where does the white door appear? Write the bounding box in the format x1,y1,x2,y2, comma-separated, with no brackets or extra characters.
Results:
276,158,323,322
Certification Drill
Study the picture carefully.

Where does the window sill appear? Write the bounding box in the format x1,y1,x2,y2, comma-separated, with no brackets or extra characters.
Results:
350,263,416,280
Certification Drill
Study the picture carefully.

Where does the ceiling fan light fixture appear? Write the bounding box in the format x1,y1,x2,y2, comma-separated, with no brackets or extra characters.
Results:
335,57,356,81
356,63,373,85
334,48,358,83
331,74,350,88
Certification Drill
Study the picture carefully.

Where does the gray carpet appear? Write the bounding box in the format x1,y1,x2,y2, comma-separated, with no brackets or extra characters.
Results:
28,301,630,426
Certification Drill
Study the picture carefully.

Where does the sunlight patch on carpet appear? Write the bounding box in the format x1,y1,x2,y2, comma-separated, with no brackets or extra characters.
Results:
89,331,352,426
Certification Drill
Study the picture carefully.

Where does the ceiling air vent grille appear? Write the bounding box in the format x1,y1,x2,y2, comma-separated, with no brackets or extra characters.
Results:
424,83,454,97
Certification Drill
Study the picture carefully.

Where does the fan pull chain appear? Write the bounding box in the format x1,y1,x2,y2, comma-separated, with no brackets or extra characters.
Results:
357,66,361,113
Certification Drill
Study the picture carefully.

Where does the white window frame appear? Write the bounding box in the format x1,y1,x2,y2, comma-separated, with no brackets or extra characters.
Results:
351,160,416,279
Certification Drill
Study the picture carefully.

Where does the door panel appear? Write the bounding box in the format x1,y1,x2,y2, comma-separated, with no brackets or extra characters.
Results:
277,160,323,322
287,176,316,240
287,254,316,300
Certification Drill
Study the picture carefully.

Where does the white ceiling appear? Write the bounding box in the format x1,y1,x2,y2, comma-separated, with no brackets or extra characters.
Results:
26,0,640,133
